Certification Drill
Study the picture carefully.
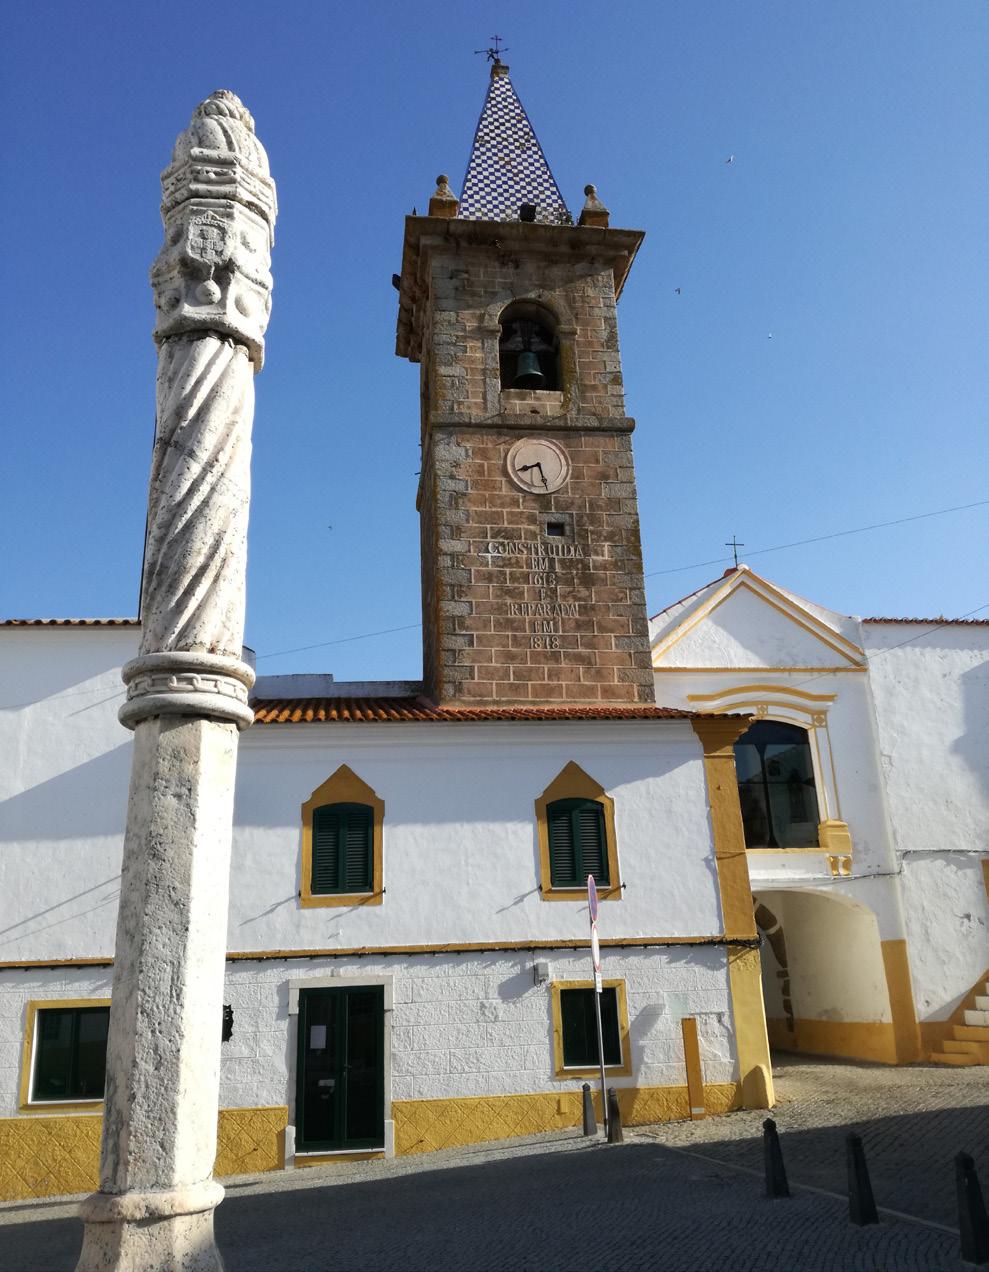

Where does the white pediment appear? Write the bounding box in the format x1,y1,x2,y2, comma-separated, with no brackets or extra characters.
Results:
652,571,864,670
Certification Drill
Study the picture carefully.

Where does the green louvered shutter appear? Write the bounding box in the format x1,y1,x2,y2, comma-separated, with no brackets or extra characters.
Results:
548,798,608,887
576,802,608,885
312,806,342,893
343,805,373,892
548,801,579,887
312,804,373,894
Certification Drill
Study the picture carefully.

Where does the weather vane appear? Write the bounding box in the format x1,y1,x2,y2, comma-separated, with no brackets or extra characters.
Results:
475,35,509,63
725,535,744,568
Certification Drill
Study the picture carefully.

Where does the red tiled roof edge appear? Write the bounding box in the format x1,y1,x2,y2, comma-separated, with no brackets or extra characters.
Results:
0,618,140,627
251,697,728,724
861,616,989,626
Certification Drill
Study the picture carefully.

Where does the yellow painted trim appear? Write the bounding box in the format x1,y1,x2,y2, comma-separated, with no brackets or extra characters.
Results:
768,1016,897,1064
739,577,864,659
681,1017,705,1119
982,858,989,900
818,820,854,856
534,761,622,902
0,936,754,974
727,947,774,1107
652,577,864,668
823,716,843,819
690,718,773,1109
19,998,110,1113
227,937,754,958
300,764,384,908
391,1083,742,1157
690,718,756,939
746,847,827,856
550,979,632,1078
295,1151,385,1167
881,939,922,1063
688,685,836,704
0,957,113,970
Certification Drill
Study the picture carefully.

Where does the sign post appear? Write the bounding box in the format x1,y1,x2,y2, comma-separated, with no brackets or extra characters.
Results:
588,875,608,1136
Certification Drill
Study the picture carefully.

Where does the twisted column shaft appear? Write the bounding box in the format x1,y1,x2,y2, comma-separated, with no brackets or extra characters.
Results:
78,91,275,1272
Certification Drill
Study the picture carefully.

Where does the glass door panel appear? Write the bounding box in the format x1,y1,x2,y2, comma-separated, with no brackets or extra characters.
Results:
296,986,384,1151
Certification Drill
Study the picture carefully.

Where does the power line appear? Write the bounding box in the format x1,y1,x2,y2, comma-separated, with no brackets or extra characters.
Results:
643,497,989,579
251,496,988,663
255,623,423,663
789,600,989,692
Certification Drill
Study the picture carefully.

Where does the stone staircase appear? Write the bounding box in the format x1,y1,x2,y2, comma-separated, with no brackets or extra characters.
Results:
929,972,989,1066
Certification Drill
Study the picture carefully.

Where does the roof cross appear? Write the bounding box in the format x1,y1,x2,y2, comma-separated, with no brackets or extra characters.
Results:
725,535,745,568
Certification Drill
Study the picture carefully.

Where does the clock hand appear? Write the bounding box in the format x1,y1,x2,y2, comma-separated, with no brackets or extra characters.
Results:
519,461,549,489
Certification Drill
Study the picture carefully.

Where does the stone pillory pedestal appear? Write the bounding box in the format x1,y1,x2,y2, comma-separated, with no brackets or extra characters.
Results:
76,91,276,1272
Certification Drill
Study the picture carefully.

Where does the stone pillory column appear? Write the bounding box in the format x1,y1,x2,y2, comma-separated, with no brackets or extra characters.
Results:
77,91,276,1272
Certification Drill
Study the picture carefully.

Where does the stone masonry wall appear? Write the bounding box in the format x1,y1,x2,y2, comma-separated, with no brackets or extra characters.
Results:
416,243,654,704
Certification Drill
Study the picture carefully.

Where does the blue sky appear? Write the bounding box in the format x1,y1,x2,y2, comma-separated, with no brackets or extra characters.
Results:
2,1,986,679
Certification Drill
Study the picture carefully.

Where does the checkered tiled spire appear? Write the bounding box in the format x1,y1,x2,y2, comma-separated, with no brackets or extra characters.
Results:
458,61,571,225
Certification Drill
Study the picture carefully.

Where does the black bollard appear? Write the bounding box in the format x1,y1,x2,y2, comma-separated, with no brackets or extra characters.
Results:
763,1118,790,1199
956,1152,989,1266
582,1083,596,1136
846,1133,879,1225
606,1087,624,1144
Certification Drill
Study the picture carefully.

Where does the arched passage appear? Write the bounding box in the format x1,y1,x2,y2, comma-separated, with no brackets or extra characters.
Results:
755,888,904,1064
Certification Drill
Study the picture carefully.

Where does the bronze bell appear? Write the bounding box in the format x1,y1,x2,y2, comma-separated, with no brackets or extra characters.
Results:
513,350,545,389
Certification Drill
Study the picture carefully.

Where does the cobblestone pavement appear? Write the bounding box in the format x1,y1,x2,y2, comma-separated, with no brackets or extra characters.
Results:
1,1058,984,1271
642,1054,989,1228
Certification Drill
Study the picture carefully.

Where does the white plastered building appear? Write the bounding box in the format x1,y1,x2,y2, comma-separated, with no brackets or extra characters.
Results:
0,620,769,1199
650,564,989,1068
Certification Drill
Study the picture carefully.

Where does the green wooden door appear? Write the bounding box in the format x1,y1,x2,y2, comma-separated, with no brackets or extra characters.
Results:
296,986,385,1151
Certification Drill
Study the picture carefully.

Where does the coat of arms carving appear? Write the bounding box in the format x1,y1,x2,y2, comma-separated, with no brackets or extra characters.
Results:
187,212,229,266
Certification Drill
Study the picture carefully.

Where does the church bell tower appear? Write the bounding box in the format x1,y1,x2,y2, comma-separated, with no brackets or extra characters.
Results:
395,57,655,707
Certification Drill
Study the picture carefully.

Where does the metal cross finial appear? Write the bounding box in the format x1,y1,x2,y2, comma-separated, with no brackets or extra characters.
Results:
725,535,745,568
475,35,509,63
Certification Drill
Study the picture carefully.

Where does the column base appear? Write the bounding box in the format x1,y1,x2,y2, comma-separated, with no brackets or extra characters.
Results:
77,1181,225,1272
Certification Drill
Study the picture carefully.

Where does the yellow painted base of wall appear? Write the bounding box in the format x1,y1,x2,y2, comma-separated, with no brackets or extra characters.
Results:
0,1106,288,1203
0,1085,743,1201
391,1083,741,1157
767,1016,897,1064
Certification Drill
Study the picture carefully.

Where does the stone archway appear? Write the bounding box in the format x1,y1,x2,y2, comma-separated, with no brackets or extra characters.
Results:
754,888,902,1064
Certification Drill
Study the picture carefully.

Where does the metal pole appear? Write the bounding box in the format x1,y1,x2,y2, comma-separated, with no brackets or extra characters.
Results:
593,966,608,1137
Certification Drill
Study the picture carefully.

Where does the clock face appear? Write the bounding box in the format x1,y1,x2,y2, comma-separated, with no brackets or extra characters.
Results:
506,437,572,495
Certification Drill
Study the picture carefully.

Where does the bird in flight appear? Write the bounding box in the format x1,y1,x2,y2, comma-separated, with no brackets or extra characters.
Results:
674,287,682,295
725,155,735,164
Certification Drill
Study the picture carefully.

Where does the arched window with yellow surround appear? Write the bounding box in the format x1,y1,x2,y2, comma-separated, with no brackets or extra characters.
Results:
535,762,621,901
301,766,384,907
733,720,821,849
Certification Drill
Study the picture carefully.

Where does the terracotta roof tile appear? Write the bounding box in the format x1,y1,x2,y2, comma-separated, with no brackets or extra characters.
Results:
252,697,709,725
862,616,989,626
0,618,140,627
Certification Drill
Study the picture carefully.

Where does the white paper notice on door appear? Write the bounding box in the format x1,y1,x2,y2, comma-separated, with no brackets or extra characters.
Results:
310,1025,327,1049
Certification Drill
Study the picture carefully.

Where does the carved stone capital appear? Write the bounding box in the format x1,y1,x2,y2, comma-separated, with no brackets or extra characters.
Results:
120,652,256,731
152,91,277,369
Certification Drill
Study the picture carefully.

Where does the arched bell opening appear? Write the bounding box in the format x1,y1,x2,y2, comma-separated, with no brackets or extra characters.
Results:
498,301,560,391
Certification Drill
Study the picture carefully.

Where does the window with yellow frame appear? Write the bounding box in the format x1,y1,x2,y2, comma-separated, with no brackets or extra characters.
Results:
550,979,631,1078
19,998,110,1113
535,761,622,901
300,765,384,908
